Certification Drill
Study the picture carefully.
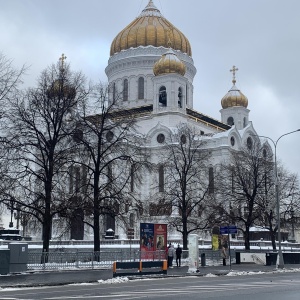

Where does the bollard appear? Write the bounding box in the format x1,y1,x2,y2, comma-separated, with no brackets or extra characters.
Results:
201,253,206,267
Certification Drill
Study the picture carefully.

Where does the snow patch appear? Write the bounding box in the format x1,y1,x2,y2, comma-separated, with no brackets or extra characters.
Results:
97,277,129,284
205,273,218,277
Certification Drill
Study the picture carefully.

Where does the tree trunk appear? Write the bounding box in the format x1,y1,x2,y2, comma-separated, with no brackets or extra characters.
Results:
93,207,100,254
182,215,188,250
42,181,52,256
244,227,251,250
270,229,277,250
93,173,101,254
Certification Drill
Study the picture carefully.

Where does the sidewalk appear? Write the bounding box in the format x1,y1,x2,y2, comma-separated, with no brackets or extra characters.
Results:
1,264,300,289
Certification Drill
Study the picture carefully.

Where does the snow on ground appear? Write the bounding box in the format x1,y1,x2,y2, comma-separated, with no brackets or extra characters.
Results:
97,277,129,284
204,273,218,277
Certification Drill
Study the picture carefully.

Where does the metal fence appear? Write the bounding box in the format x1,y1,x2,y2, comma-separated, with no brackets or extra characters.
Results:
27,249,168,270
27,248,290,271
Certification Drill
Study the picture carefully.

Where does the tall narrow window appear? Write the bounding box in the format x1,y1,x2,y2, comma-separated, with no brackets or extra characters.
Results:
75,166,81,194
123,79,128,101
69,166,74,194
231,168,235,193
178,87,182,108
159,86,167,107
138,77,144,99
81,165,88,194
129,213,135,228
186,84,188,104
158,165,164,192
107,164,113,190
130,164,134,192
208,167,214,194
113,82,116,102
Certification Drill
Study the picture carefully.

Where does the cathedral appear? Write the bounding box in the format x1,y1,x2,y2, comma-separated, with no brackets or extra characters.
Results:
23,0,265,242
99,0,261,240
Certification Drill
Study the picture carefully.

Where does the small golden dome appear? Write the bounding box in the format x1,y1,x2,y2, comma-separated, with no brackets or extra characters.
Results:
221,65,248,109
221,85,248,109
153,49,186,76
110,0,192,57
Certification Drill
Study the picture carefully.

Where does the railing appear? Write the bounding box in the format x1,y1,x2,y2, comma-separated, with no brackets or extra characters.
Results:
3,238,300,249
27,249,167,271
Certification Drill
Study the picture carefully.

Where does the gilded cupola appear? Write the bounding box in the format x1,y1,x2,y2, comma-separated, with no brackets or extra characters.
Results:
221,66,248,109
153,49,186,76
110,0,192,57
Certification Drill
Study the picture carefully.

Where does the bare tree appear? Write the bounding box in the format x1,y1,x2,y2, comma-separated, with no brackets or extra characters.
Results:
67,83,143,252
277,168,300,242
156,124,213,250
217,140,275,250
0,52,27,117
5,57,88,253
0,53,27,220
218,138,300,250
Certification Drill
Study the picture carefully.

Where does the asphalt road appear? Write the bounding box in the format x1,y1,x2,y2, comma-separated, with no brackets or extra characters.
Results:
1,271,300,300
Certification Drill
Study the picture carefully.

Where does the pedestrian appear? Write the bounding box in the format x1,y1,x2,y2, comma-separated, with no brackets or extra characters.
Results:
167,244,175,268
176,244,182,267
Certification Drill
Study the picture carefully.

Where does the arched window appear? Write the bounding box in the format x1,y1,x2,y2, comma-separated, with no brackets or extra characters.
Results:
208,167,214,194
158,165,164,192
178,87,182,108
243,117,247,128
130,164,134,192
186,84,188,104
129,213,135,228
227,117,234,126
123,79,128,101
247,137,253,150
159,86,167,107
138,77,144,99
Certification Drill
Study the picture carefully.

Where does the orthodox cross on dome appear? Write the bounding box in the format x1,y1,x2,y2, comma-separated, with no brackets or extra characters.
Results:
59,53,67,70
230,65,238,84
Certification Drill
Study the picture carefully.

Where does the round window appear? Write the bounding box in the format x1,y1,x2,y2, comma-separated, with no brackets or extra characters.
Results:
106,131,114,142
230,136,235,146
157,133,165,143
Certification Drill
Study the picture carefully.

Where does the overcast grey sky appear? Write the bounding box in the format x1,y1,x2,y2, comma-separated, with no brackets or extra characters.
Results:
1,0,300,177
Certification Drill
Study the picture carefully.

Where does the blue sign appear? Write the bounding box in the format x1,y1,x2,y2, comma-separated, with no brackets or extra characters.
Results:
220,225,237,235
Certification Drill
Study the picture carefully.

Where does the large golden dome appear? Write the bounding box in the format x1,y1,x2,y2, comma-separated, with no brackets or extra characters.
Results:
110,0,192,57
153,49,186,76
221,66,248,109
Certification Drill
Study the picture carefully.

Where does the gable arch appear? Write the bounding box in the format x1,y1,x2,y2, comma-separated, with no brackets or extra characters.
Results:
146,123,172,145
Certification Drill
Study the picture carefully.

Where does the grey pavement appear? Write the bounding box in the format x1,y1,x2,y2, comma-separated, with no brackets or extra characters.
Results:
1,264,300,289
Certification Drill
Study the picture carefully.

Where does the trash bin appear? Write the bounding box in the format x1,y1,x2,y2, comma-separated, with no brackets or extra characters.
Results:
105,228,115,240
201,253,206,266
0,249,10,275
236,252,241,264
265,253,277,266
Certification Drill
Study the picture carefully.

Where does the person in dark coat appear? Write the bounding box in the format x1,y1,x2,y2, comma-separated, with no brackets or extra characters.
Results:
176,244,183,267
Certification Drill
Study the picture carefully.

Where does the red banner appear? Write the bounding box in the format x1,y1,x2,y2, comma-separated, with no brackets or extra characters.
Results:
140,223,167,260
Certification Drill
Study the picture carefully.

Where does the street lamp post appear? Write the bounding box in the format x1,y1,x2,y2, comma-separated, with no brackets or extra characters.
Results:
254,129,300,269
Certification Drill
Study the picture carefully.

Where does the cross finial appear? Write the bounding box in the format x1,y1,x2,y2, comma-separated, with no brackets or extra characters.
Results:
59,53,67,69
230,65,238,84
